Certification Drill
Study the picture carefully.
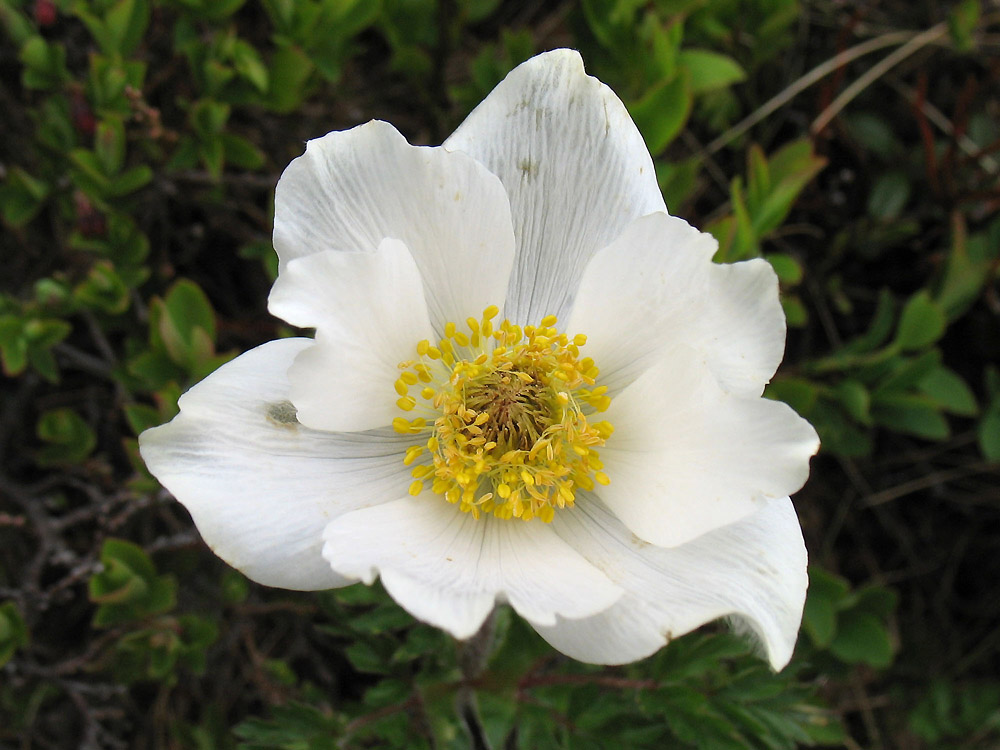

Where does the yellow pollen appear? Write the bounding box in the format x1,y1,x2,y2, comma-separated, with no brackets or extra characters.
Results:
394,308,613,523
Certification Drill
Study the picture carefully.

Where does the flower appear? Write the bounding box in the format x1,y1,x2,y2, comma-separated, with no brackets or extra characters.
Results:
139,49,819,669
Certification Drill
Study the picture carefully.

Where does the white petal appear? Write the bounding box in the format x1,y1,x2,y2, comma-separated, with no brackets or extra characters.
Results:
598,344,820,548
270,238,436,433
566,212,714,395
138,338,415,591
538,496,808,670
444,49,665,325
273,120,515,331
322,497,623,639
567,212,785,397
697,258,786,397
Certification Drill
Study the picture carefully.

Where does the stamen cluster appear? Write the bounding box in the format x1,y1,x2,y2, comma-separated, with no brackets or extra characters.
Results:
393,307,613,522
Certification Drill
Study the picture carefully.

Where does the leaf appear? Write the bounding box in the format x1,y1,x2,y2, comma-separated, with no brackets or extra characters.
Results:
765,253,803,285
828,610,893,668
937,217,992,320
0,602,29,667
872,393,950,440
978,401,1000,461
853,586,899,619
95,117,126,175
628,71,692,156
159,279,217,366
232,39,269,92
948,0,980,51
89,539,177,627
765,377,818,416
266,44,315,113
108,166,153,196
344,641,391,674
36,408,97,465
835,379,872,424
894,291,947,351
867,171,911,221
843,288,895,354
678,48,746,92
656,157,700,212
222,133,266,170
846,112,899,159
919,366,978,416
803,592,838,647
874,349,942,396
104,0,150,56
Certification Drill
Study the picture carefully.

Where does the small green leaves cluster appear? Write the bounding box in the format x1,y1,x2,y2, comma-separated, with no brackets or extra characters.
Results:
770,285,982,456
802,568,896,670
908,680,1000,748
89,538,218,683
234,591,844,750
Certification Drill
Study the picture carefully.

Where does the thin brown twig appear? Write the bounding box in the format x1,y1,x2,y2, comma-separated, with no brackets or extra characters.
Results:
864,461,1000,507
706,29,915,154
810,22,949,135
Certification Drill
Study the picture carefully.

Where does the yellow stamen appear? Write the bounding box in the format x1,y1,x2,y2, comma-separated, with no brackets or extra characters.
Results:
395,308,612,523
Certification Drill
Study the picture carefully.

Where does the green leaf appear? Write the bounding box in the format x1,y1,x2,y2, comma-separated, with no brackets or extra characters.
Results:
764,253,803,285
232,39,269,92
0,167,51,227
978,400,1000,461
937,220,992,320
155,279,217,371
104,0,150,56
266,44,315,113
845,112,899,159
867,171,911,221
835,379,872,424
656,157,700,212
843,288,896,354
894,291,947,351
344,640,391,674
123,403,161,435
948,0,980,51
765,377,818,416
89,539,177,627
0,316,28,376
829,610,893,668
872,393,950,440
678,48,745,92
874,349,942,396
18,35,70,89
222,133,266,170
853,586,899,619
108,166,153,196
36,408,97,465
803,591,838,647
628,71,692,156
919,366,978,416
94,117,126,175
74,261,130,314
0,602,29,667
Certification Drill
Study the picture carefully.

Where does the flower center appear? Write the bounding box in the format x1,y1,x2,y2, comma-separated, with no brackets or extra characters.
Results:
393,307,613,523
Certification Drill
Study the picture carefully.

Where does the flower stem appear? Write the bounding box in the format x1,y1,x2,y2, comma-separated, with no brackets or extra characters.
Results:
456,609,497,750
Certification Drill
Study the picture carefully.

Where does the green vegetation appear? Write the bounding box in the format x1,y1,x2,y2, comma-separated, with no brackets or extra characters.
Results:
2,0,998,747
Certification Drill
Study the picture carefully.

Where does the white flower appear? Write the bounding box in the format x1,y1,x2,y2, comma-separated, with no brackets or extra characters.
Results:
139,50,819,669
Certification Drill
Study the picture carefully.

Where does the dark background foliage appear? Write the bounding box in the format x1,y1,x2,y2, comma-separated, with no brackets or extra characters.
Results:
1,0,998,747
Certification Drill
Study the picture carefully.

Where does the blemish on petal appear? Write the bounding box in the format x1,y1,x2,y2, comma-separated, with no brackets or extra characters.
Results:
519,158,538,178
266,400,299,428
629,533,650,549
